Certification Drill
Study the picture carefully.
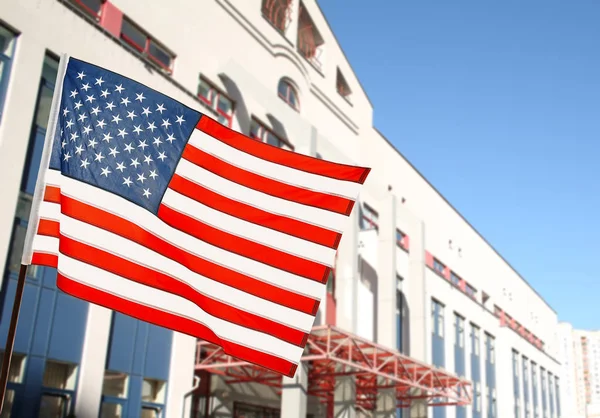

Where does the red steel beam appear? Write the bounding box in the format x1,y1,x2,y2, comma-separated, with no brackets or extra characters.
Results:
195,325,472,409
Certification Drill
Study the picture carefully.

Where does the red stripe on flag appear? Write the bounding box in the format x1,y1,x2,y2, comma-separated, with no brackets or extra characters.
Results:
32,252,58,268
197,116,370,184
168,174,342,249
182,144,355,215
59,236,309,347
158,203,331,284
37,219,60,237
44,186,61,203
56,274,298,378
58,194,320,315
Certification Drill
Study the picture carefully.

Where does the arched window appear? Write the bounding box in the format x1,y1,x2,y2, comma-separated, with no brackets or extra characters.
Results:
277,79,299,111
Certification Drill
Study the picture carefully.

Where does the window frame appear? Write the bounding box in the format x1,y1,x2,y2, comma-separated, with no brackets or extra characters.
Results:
471,324,480,356
198,77,235,128
277,79,300,111
433,258,445,275
249,118,293,150
119,17,175,73
361,203,379,231
65,0,103,20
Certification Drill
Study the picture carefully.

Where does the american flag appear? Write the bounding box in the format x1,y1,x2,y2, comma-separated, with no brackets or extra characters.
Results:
22,56,370,377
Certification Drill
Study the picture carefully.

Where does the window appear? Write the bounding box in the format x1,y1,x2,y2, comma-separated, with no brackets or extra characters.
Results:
433,258,445,275
43,360,77,390
297,2,324,69
455,314,465,348
465,283,477,299
0,389,15,418
234,402,280,417
471,324,480,356
141,378,166,417
360,203,379,231
486,333,495,364
0,25,16,123
450,272,461,286
250,119,292,150
277,79,299,111
142,378,166,403
198,77,234,127
431,299,444,338
102,371,129,398
0,352,26,383
101,371,129,418
261,0,292,33
396,229,407,249
336,68,352,101
66,0,103,19
120,17,175,72
39,360,78,418
474,381,482,413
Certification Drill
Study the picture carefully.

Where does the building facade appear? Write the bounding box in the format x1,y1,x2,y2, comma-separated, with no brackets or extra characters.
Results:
0,0,562,417
557,323,600,418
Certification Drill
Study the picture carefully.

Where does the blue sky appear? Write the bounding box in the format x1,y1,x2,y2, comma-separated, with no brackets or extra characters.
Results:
319,0,600,330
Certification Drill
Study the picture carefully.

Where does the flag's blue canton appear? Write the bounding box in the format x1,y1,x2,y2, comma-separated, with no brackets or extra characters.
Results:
50,58,202,214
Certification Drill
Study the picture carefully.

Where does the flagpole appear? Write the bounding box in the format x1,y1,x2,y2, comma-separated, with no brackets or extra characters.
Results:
0,53,69,413
0,264,28,412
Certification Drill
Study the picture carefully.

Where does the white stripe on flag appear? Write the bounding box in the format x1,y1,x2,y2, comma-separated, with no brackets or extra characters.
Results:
45,170,326,299
188,129,362,199
161,188,335,266
175,159,349,233
57,255,303,363
58,214,315,332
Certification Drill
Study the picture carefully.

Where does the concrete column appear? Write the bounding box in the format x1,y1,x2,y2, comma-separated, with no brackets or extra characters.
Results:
406,217,427,361
0,39,45,287
336,203,359,333
74,305,112,418
376,193,397,347
404,216,428,418
281,363,308,418
165,332,196,418
335,376,357,418
376,193,397,417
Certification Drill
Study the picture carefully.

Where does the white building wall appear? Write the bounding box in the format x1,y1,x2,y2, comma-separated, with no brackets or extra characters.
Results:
0,0,564,417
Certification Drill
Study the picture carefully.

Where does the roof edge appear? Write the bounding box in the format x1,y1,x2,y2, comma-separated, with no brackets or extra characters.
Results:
373,127,558,316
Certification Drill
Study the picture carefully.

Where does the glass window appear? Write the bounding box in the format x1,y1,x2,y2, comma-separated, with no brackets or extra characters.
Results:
277,79,299,111
0,25,16,123
0,352,26,383
67,0,102,17
450,272,460,286
455,315,464,347
100,402,123,418
198,77,234,127
121,18,147,51
249,119,289,150
360,203,379,231
433,258,445,274
43,360,77,390
148,40,172,69
261,0,291,32
0,389,15,418
38,393,70,418
34,57,59,130
102,371,129,398
471,324,480,356
142,378,166,404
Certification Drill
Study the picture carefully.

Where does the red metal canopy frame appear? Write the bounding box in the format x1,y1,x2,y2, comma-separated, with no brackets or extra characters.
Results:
195,325,471,411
